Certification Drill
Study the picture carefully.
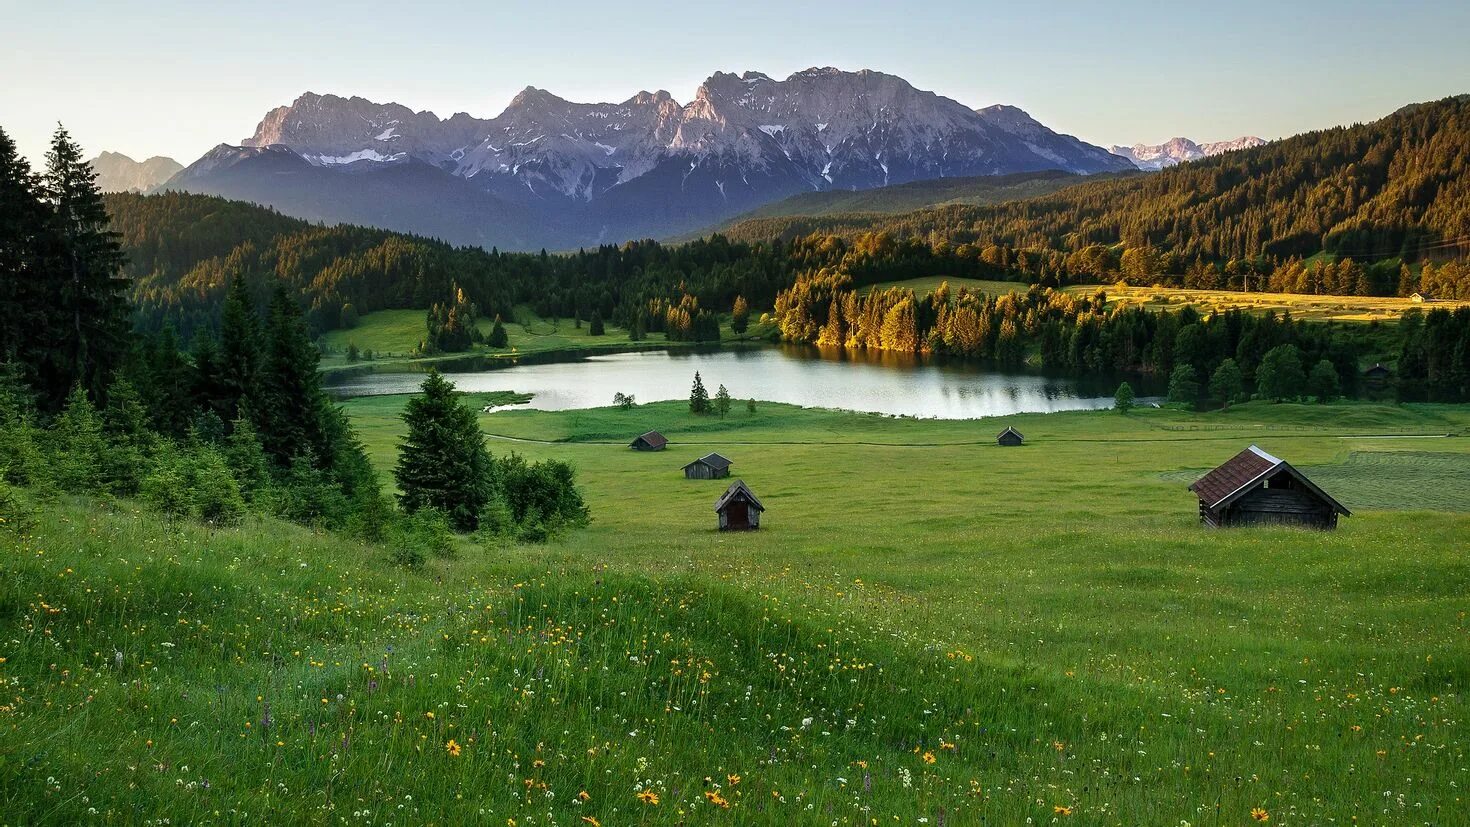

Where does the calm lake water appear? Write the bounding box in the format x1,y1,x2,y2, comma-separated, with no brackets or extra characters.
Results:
329,345,1154,419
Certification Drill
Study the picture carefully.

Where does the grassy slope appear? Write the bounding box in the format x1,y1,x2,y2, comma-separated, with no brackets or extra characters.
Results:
5,400,1467,823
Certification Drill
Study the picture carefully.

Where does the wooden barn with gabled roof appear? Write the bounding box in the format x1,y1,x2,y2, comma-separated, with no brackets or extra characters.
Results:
683,452,732,480
1189,445,1350,530
714,479,764,531
996,426,1024,446
629,431,668,451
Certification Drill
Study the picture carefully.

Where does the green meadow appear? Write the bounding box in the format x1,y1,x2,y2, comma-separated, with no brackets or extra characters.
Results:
317,306,772,374
3,399,1468,824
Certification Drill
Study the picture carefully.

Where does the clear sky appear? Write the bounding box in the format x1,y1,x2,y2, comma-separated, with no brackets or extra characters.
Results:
4,0,1468,166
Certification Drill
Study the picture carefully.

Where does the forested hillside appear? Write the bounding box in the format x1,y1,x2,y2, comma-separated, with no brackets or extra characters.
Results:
107,193,793,342
722,96,1470,279
697,170,1116,230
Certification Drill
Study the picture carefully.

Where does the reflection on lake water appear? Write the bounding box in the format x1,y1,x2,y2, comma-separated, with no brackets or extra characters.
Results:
329,345,1155,419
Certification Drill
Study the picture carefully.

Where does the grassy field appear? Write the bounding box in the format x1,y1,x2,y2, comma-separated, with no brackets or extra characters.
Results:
318,305,773,375
4,397,1467,824
865,277,1469,323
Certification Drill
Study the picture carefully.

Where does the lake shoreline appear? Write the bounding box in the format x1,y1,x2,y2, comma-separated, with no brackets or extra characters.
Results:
325,344,1163,418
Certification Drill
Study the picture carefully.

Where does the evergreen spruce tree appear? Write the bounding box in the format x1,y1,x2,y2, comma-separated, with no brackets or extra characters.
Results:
589,310,605,336
101,376,155,496
0,127,61,404
714,384,732,419
488,314,509,348
1113,381,1135,413
189,331,230,423
52,385,108,493
217,274,261,423
689,371,710,414
144,324,197,436
43,126,129,405
255,287,327,467
395,370,494,531
223,416,272,502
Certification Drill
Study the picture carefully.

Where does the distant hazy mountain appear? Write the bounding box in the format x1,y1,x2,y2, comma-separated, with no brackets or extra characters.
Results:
160,67,1134,250
89,151,182,193
1109,136,1267,170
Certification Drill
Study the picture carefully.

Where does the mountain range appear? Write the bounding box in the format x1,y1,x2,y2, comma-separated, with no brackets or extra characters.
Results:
156,68,1136,250
89,151,183,193
1108,136,1267,170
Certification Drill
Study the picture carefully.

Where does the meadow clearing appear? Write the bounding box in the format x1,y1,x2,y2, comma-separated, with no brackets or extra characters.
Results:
317,306,768,376
866,276,1470,323
3,397,1467,824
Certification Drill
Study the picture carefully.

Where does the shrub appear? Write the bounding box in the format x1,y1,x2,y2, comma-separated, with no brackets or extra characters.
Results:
276,453,351,529
391,507,454,566
140,443,245,526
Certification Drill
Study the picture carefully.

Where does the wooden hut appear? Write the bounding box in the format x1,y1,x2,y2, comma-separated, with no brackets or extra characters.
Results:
1189,445,1349,530
629,431,668,452
996,426,1024,446
1363,363,1392,384
714,479,764,531
1410,292,1430,304
683,452,733,480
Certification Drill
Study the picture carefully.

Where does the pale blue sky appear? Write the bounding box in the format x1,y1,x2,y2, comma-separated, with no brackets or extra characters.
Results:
3,0,1468,165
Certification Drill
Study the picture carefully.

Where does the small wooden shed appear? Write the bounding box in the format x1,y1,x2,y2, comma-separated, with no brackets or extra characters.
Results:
714,479,764,531
1189,445,1349,530
1411,292,1430,304
629,431,668,452
997,426,1024,446
1363,363,1392,384
683,452,732,480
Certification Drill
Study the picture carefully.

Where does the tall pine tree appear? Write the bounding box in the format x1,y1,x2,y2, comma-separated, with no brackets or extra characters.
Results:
44,126,129,405
216,273,261,423
0,127,62,405
255,286,328,467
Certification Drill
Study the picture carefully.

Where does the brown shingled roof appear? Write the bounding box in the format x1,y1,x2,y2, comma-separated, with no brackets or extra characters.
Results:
1189,445,1282,508
1189,445,1350,515
631,431,668,449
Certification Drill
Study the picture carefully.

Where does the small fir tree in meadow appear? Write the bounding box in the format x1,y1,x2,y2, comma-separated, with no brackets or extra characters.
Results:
1308,359,1341,402
488,314,509,348
689,371,709,414
714,384,732,419
346,342,360,362
747,397,757,414
1113,381,1135,413
1209,358,1244,406
395,370,494,531
589,311,605,336
52,384,108,493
